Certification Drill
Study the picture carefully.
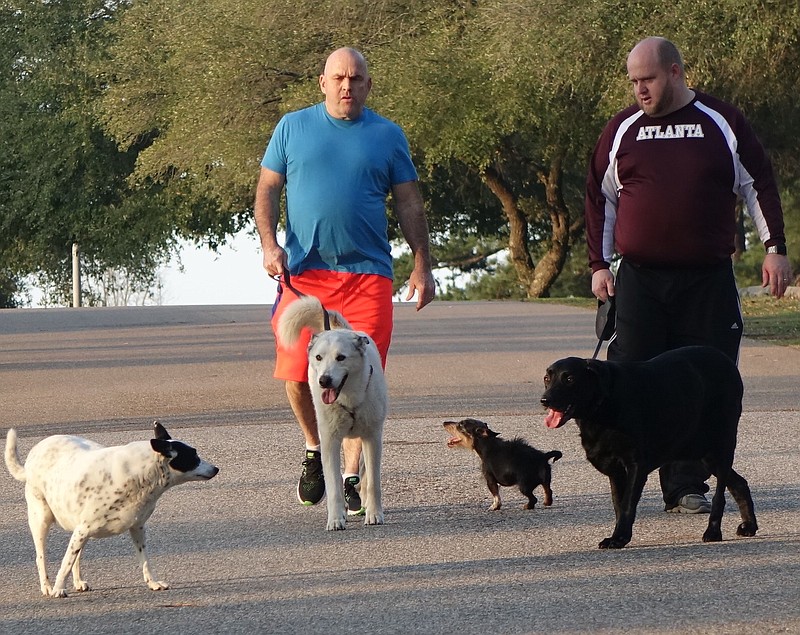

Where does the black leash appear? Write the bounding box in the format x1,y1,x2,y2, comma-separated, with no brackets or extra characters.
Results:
272,270,331,331
591,338,604,361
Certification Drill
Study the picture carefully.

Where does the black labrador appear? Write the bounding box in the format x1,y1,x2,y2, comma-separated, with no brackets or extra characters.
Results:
540,345,757,549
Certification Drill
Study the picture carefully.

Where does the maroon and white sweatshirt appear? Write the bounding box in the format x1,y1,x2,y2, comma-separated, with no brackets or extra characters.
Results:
585,90,785,272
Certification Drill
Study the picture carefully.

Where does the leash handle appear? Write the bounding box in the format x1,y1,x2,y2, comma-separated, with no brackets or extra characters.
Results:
591,296,616,359
272,270,305,298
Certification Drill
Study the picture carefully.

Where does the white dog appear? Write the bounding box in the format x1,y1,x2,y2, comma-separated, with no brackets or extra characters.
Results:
4,422,218,598
277,294,387,531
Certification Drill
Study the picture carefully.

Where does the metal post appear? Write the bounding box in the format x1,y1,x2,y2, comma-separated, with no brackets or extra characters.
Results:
72,242,82,307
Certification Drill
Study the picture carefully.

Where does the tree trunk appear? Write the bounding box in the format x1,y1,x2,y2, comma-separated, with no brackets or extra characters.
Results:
481,156,577,298
528,155,571,297
481,164,534,288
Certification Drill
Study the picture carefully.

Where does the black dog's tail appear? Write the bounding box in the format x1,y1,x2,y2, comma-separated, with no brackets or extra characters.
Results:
545,450,563,464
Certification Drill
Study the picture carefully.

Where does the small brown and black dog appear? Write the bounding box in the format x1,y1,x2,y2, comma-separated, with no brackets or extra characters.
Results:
443,418,562,511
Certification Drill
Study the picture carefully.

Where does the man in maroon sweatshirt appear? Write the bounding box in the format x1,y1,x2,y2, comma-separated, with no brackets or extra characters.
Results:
585,36,792,513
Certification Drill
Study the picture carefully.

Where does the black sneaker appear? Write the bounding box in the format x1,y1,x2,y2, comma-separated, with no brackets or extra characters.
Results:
343,475,365,516
297,450,325,506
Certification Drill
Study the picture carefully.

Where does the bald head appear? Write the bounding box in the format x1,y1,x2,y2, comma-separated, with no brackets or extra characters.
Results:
629,37,685,76
319,47,372,120
324,48,369,77
627,37,693,117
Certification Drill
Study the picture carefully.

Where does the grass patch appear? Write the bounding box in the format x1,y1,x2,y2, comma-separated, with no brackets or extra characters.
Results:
536,294,800,348
740,294,800,347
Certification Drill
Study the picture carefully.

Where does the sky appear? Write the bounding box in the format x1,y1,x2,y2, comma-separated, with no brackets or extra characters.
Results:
27,225,442,307
158,226,438,307
159,227,278,306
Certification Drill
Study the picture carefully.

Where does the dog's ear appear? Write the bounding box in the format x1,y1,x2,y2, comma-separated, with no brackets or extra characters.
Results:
150,438,175,458
153,420,171,440
307,333,327,355
356,334,370,352
584,359,605,385
329,311,350,329
585,358,609,379
584,358,612,401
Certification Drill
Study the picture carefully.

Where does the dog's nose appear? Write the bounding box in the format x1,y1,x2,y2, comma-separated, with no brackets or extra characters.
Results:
319,375,333,388
540,396,549,407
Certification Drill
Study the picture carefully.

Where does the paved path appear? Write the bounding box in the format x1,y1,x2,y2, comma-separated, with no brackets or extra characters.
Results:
1,302,798,634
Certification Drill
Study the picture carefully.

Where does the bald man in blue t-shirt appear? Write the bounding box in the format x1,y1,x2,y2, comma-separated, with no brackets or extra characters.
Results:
254,47,435,513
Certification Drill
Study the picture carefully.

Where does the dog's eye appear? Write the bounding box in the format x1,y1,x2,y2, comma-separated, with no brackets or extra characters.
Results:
565,374,575,385
315,354,323,361
543,375,550,386
336,354,346,361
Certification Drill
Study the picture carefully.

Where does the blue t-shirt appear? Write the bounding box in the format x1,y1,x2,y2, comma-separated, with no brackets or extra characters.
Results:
261,102,418,279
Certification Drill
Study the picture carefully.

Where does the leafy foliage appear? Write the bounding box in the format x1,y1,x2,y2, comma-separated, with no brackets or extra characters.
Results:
2,0,799,305
0,0,180,304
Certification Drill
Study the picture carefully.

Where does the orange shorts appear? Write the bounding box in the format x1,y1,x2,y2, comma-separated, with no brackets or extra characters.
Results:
270,270,394,382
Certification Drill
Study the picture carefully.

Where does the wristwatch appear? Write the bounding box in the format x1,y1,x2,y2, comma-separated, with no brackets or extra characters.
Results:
767,243,787,255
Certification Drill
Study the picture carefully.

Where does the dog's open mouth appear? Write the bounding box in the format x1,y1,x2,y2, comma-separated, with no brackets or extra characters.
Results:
544,405,574,429
442,423,466,448
321,374,348,405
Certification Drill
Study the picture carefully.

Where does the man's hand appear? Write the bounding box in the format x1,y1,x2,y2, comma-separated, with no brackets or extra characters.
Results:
405,265,436,311
262,244,288,278
762,253,793,299
591,269,616,302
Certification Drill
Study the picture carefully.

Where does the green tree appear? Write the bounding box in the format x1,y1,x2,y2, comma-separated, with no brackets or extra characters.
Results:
0,0,175,304
91,0,800,298
0,270,22,308
376,0,800,297
368,1,612,297
0,0,245,306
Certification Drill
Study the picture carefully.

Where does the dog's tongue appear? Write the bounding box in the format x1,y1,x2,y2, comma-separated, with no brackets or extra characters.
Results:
322,388,337,405
544,408,564,429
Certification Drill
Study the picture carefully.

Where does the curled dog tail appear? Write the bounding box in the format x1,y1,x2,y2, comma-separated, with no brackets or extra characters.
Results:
5,428,26,482
545,450,563,464
277,295,351,346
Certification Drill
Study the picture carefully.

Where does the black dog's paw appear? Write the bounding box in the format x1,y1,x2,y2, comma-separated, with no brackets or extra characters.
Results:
736,521,758,537
598,536,629,549
702,527,723,542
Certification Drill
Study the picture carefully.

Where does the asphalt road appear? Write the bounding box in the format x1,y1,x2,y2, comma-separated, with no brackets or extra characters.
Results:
1,301,798,634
